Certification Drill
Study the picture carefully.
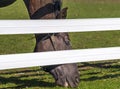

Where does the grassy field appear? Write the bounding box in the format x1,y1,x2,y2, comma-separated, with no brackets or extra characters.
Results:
63,0,120,18
0,60,120,89
0,0,120,89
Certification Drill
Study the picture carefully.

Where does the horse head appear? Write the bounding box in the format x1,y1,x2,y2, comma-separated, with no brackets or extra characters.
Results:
23,0,80,87
42,7,80,88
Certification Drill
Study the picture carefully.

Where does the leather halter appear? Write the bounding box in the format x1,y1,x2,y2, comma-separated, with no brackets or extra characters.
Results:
34,0,62,51
40,33,59,51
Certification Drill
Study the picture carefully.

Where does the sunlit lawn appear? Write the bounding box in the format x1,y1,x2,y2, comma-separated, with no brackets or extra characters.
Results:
0,0,120,89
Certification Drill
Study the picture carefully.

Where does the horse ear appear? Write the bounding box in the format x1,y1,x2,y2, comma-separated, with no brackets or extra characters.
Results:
62,7,68,13
61,7,68,19
56,7,68,19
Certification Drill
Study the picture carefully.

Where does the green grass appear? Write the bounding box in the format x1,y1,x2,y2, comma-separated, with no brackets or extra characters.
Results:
0,0,120,89
0,60,119,89
63,0,120,18
0,34,35,54
0,0,29,19
70,31,120,49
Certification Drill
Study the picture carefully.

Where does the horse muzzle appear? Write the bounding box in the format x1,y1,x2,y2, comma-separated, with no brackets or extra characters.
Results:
49,63,80,88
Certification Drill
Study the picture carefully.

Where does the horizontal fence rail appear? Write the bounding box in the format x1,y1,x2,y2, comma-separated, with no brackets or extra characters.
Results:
0,47,120,70
0,18,120,34
0,18,120,70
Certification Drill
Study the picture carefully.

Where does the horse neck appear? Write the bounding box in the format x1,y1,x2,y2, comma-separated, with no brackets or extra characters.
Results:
29,0,57,19
29,0,51,15
24,0,62,19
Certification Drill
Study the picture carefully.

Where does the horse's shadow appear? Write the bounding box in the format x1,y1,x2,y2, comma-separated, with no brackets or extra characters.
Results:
0,0,16,7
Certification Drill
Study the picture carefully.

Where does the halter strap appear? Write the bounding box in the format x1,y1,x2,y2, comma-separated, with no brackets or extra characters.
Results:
30,0,61,19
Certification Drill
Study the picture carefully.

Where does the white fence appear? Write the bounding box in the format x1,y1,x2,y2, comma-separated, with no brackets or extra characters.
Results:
0,18,120,70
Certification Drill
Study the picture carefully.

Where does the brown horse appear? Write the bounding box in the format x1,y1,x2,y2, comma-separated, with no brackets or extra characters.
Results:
24,0,80,87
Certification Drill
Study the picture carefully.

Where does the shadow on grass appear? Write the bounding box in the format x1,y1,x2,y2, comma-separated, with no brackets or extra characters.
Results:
81,73,120,81
0,68,40,75
79,60,120,81
0,67,55,88
0,76,55,89
80,60,120,69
